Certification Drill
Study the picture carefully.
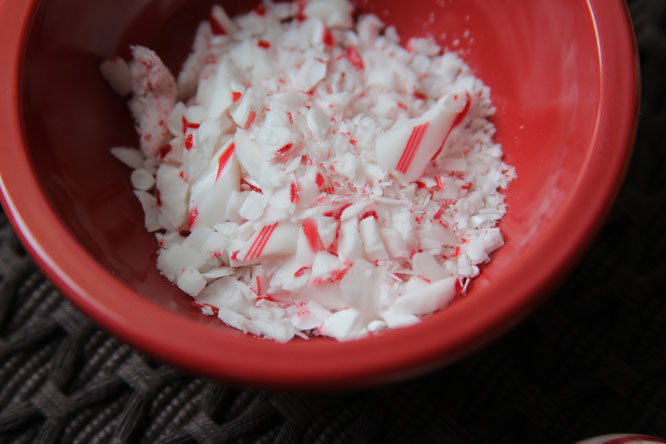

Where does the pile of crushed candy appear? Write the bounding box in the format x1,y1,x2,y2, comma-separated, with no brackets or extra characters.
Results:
101,0,515,342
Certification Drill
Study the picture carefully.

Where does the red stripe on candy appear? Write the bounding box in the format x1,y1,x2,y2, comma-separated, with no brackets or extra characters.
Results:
303,219,324,252
188,208,199,229
276,143,294,156
395,126,420,173
432,93,472,160
159,144,172,159
290,182,299,203
323,28,334,47
452,92,472,128
315,172,325,188
396,122,429,174
209,13,227,36
243,226,269,261
244,110,257,130
182,116,200,134
185,134,194,150
347,46,364,70
216,143,235,182
361,210,378,220
252,222,278,259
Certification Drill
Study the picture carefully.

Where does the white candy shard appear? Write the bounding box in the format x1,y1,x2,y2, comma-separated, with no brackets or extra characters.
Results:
100,57,132,96
111,147,144,170
337,218,363,262
155,164,189,229
133,190,161,232
253,318,295,343
208,60,244,119
306,105,330,139
234,129,263,180
238,191,269,221
202,267,236,280
196,277,250,313
375,92,470,182
291,56,327,93
218,310,261,336
408,37,442,56
357,15,384,45
310,251,344,282
131,169,155,191
381,308,420,329
339,260,384,314
465,228,504,264
359,216,389,261
157,242,207,281
304,0,354,29
177,268,207,297
412,252,451,282
394,277,456,316
301,283,346,311
168,102,187,136
320,308,366,341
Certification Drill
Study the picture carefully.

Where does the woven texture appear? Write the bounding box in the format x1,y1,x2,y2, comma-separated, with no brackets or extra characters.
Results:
1,1,665,442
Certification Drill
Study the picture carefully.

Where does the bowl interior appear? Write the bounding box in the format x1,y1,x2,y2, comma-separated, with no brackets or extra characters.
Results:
15,0,623,383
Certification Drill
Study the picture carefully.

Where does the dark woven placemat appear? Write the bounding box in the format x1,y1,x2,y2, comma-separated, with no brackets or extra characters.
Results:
1,1,665,442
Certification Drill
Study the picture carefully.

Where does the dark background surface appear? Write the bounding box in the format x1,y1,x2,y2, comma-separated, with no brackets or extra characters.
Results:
1,0,665,442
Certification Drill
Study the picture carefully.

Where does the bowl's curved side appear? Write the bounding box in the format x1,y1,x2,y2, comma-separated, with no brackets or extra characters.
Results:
0,0,639,389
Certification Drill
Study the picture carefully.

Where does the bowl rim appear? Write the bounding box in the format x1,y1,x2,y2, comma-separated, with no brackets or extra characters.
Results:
0,0,639,389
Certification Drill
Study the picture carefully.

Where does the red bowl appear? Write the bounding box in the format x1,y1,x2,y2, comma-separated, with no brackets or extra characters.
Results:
0,0,639,389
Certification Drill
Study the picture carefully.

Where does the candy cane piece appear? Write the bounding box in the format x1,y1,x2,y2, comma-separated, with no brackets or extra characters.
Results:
375,92,469,182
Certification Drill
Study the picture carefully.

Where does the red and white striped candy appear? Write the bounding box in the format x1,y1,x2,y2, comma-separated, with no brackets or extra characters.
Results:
230,88,262,130
188,140,240,229
375,92,470,182
231,222,299,266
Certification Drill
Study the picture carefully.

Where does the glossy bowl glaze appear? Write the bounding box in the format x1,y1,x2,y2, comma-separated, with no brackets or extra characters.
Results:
0,0,639,389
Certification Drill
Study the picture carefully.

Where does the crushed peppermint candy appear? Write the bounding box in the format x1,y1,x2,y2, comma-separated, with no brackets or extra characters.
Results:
103,0,515,343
